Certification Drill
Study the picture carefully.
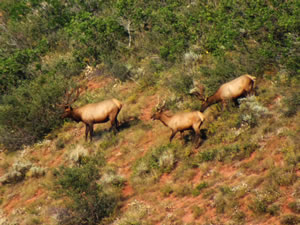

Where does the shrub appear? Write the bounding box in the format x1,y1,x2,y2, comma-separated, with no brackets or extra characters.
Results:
0,161,32,184
174,184,193,197
27,166,46,178
112,200,150,225
131,144,177,184
161,184,174,197
196,149,218,163
0,48,40,95
191,205,204,219
192,181,209,196
54,157,119,225
66,12,127,65
249,187,281,215
167,72,194,96
68,145,90,165
283,90,300,117
248,197,268,214
107,61,131,82
280,214,300,225
288,201,300,214
55,138,65,150
0,74,69,150
99,168,125,188
238,96,270,128
267,167,297,186
200,56,238,96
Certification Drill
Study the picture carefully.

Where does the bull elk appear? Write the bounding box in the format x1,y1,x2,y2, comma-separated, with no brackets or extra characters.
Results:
192,74,256,112
151,100,205,148
61,88,122,141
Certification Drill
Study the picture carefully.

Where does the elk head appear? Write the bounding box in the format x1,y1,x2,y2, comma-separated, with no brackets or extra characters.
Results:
59,88,80,118
151,98,166,120
189,82,207,102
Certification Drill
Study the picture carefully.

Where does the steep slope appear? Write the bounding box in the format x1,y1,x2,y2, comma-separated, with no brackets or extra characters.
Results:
0,73,299,225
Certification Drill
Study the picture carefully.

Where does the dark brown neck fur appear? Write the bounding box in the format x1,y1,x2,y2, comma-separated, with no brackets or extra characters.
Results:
157,112,171,127
69,109,82,123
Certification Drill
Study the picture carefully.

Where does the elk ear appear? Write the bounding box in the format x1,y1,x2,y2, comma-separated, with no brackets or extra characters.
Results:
64,105,73,111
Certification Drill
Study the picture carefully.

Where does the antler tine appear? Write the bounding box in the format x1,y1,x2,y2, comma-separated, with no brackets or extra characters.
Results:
155,96,160,111
161,100,166,110
56,89,70,108
190,82,206,102
68,88,80,105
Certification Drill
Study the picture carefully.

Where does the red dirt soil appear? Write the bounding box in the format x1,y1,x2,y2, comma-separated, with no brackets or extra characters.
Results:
3,194,20,214
24,188,45,205
139,95,158,121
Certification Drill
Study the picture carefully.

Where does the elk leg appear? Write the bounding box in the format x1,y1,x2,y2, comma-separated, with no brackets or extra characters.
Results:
109,111,119,133
195,135,202,149
114,118,119,131
180,131,184,139
110,119,118,134
85,124,90,141
169,130,177,142
89,124,94,141
180,131,185,144
193,123,202,148
233,98,239,106
222,100,227,111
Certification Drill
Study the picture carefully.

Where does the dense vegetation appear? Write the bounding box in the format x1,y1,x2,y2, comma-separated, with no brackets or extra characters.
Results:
0,0,299,150
0,0,299,224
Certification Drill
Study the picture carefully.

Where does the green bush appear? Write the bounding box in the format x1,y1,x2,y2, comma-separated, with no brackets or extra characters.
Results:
192,181,209,196
238,96,270,128
280,214,300,225
193,143,257,166
200,56,238,96
0,74,69,150
283,90,300,117
131,144,177,184
54,157,119,225
66,12,127,65
288,201,300,214
167,72,194,96
0,48,41,95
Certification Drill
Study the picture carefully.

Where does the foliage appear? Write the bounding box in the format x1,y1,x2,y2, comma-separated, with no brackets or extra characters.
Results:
0,0,299,149
200,56,239,96
131,144,177,184
54,156,119,225
66,12,126,65
280,214,300,225
194,143,257,166
0,160,32,184
238,96,270,128
167,72,194,96
0,47,43,94
0,74,69,150
192,181,209,196
283,88,300,117
288,201,300,214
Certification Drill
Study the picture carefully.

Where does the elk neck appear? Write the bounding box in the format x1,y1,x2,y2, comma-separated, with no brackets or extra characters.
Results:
157,112,172,127
69,108,82,123
207,94,220,106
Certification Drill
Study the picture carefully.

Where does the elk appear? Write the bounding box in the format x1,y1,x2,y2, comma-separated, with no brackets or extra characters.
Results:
151,101,205,148
193,74,256,112
61,88,122,141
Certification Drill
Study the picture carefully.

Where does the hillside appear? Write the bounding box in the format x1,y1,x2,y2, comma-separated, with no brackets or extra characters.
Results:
0,1,299,225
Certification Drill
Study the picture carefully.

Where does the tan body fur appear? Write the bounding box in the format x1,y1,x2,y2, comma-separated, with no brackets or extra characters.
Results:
63,98,122,141
152,111,205,148
200,74,256,112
